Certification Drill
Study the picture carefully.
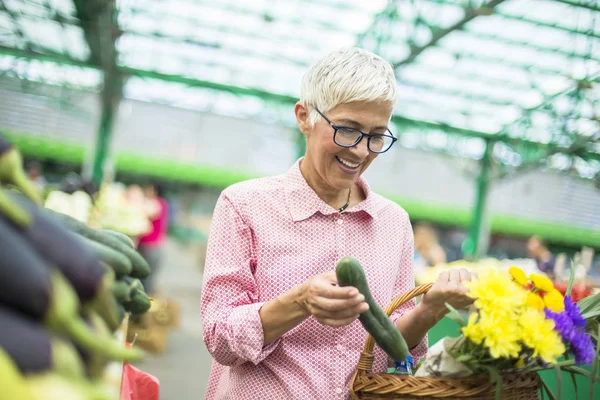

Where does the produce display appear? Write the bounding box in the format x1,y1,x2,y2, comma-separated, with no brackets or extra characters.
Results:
89,184,152,237
44,190,93,223
336,256,410,362
0,136,152,400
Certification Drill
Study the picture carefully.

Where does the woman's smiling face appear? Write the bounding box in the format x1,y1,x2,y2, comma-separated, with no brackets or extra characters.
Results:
299,101,393,191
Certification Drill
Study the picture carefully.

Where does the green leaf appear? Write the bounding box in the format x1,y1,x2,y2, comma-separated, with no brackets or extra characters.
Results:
589,324,600,400
563,367,600,383
541,377,558,400
577,292,600,314
564,354,579,400
455,354,473,363
444,302,467,327
555,364,563,400
582,309,600,320
566,260,575,297
482,365,503,400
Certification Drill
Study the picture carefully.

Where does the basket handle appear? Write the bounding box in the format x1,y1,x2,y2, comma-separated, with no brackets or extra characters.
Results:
355,283,433,373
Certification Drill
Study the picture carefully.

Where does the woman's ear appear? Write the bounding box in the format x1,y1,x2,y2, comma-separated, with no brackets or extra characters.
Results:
294,102,311,136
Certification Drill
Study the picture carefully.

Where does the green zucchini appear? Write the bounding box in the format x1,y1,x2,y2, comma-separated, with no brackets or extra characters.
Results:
101,229,135,249
80,237,132,278
112,280,131,303
123,291,151,315
335,256,409,361
48,211,150,279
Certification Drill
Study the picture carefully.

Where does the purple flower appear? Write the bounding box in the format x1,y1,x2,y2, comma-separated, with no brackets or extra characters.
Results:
571,332,595,365
545,308,573,339
564,296,586,328
545,296,594,366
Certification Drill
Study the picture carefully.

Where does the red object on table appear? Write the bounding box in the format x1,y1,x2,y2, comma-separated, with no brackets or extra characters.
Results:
553,282,593,302
120,343,160,400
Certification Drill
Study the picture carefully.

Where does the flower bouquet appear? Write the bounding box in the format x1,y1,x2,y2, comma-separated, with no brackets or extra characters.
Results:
415,265,600,400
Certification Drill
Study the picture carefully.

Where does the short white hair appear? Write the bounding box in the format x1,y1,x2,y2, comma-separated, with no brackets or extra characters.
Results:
300,47,397,127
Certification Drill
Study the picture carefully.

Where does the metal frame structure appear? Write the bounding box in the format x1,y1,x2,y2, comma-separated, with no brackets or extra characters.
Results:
0,0,599,256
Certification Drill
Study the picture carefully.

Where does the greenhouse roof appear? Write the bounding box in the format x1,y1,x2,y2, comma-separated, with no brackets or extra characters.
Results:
0,0,599,178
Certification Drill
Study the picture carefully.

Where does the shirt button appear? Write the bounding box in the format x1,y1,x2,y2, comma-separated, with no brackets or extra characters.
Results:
336,219,343,225
336,344,344,352
335,388,342,394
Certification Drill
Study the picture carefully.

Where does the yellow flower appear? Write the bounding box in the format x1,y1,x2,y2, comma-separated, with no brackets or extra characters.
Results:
462,313,484,345
478,309,521,359
465,268,528,314
518,308,565,364
526,292,545,310
543,290,565,312
530,273,554,293
509,266,528,286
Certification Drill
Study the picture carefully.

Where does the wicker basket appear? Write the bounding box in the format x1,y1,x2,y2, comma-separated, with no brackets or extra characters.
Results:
349,283,540,400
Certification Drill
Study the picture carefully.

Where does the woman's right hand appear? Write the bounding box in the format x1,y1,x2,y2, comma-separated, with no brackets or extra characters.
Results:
298,271,369,327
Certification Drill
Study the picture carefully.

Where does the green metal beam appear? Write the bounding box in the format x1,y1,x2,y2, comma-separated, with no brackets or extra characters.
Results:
129,0,347,34
551,0,600,11
121,66,299,105
498,70,600,133
2,45,599,161
393,0,507,68
460,30,600,63
403,81,515,106
125,8,323,51
463,139,492,258
0,45,89,67
496,12,600,40
121,29,308,67
439,49,575,76
10,8,319,68
423,0,600,38
400,64,532,92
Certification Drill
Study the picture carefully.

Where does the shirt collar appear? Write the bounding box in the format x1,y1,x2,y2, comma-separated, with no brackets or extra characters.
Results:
283,158,386,222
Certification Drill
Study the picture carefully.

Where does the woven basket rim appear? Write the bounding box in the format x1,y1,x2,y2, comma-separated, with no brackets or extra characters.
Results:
351,370,540,398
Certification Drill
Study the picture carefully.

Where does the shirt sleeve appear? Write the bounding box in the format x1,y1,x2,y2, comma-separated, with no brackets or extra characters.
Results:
200,193,280,367
389,214,428,362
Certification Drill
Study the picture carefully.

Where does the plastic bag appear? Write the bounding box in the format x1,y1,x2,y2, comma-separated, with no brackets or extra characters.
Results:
120,362,159,400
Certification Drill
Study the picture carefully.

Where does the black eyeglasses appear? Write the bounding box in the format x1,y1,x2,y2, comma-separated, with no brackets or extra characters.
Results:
315,108,397,154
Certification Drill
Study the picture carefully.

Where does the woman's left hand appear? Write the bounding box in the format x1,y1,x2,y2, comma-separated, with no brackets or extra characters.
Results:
419,268,475,317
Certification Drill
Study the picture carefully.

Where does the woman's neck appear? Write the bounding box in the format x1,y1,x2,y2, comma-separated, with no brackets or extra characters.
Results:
300,158,352,211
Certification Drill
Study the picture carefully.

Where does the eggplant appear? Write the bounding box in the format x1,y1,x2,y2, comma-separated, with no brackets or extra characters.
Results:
0,188,31,229
0,218,143,361
0,217,51,319
5,192,106,302
0,347,35,400
0,305,85,379
0,135,42,205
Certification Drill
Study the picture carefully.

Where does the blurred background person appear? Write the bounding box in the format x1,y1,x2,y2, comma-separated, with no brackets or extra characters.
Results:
26,160,47,192
527,235,556,277
413,223,447,274
138,182,169,295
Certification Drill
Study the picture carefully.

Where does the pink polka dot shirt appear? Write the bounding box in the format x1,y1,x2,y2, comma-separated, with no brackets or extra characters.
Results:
200,159,427,399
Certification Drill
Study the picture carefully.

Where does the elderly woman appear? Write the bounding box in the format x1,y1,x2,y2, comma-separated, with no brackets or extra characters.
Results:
200,47,473,399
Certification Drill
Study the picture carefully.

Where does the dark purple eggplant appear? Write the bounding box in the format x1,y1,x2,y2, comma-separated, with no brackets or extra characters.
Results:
0,305,85,378
5,192,105,302
0,216,51,319
0,218,143,361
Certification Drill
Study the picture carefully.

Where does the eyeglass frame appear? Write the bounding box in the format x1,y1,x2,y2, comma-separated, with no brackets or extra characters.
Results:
314,108,397,154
